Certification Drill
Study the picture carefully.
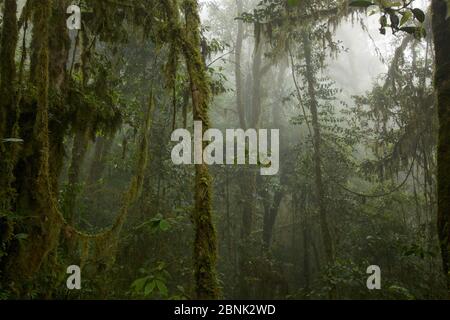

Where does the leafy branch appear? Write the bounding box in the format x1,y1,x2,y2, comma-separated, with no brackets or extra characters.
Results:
349,0,427,39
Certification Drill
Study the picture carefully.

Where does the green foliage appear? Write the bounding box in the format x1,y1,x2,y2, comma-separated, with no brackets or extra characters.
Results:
349,0,375,8
349,0,427,38
131,262,171,298
0,0,446,301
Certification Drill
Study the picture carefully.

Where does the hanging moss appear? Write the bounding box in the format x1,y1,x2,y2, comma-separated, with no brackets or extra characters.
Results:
2,1,64,294
47,0,72,193
0,0,22,290
62,91,154,287
26,0,62,277
2,0,218,298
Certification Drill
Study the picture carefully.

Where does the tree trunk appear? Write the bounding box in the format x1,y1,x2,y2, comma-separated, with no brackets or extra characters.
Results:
262,64,287,249
88,136,113,185
263,191,283,248
0,0,19,282
48,0,71,194
302,32,334,266
237,21,267,299
235,0,245,128
65,127,90,224
432,0,450,293
182,0,220,299
5,0,63,293
302,207,311,293
0,0,18,141
0,0,19,218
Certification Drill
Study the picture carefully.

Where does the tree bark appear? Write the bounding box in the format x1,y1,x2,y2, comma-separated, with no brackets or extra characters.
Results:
432,0,450,293
0,0,19,281
182,0,220,299
0,0,19,208
302,32,334,265
5,0,62,293
0,0,18,141
262,64,287,249
47,0,71,194
235,0,245,128
88,136,113,184
65,127,90,225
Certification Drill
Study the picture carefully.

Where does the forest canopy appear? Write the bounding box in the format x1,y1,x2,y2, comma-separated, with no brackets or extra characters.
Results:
0,0,449,300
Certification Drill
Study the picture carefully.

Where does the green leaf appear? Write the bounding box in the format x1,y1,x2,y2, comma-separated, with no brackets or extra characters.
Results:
159,219,170,231
144,280,156,296
412,8,425,23
287,0,300,6
156,280,168,296
380,0,402,7
390,13,399,28
156,261,166,270
400,11,412,26
349,0,374,7
131,277,147,292
420,27,427,39
400,26,418,34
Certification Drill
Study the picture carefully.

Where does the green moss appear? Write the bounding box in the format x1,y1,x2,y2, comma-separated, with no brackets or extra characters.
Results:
0,0,19,233
182,0,220,299
159,0,219,299
2,0,219,298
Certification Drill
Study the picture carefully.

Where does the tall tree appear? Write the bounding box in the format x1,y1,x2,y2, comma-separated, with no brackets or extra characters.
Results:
432,0,450,293
182,0,220,299
302,31,334,266
235,0,245,128
0,0,19,222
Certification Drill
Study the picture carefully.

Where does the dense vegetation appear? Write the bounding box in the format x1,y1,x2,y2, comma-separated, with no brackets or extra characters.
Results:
0,0,449,300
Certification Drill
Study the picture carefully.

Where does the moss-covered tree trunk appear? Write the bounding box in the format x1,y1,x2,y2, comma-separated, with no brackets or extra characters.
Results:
432,0,450,293
0,0,18,140
64,24,93,225
65,127,90,224
0,0,19,203
48,0,71,194
182,0,220,299
0,0,19,210
25,0,61,276
0,0,19,281
3,0,63,294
